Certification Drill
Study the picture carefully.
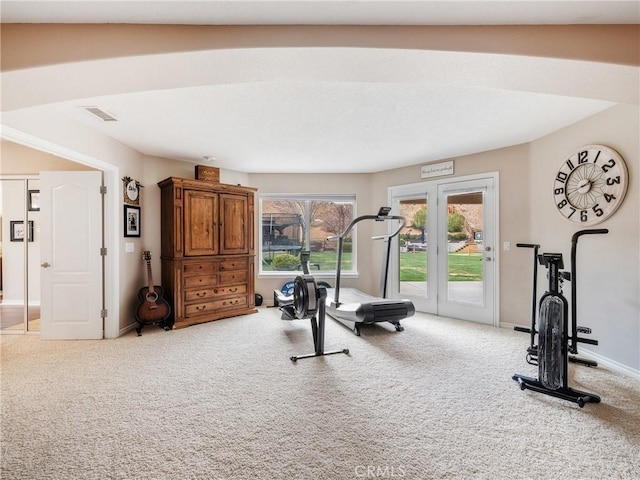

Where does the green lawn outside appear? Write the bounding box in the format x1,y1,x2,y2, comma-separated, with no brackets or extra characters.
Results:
399,251,483,281
262,249,483,281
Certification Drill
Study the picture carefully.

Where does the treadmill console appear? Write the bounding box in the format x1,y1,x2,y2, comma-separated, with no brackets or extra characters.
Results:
376,206,391,219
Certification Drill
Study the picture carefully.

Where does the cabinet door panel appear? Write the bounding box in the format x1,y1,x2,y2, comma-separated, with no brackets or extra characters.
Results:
220,193,249,254
184,190,218,256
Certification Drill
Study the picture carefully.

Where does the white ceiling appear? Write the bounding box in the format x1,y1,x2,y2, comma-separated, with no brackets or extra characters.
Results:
1,1,638,174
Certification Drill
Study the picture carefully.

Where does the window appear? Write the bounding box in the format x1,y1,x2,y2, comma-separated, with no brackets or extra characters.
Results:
259,194,356,275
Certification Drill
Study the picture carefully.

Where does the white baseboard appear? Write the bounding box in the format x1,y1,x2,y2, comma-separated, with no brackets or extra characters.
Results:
500,322,640,380
119,323,138,337
577,349,640,380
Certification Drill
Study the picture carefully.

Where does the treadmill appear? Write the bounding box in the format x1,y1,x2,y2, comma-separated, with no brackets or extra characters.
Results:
325,207,415,335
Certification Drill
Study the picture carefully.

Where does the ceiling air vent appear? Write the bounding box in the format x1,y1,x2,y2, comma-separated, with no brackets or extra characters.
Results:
82,106,118,122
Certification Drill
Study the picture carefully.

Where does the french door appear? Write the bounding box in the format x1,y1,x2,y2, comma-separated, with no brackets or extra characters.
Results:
389,173,498,325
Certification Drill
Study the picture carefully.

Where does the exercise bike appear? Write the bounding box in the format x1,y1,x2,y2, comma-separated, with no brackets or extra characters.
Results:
512,229,607,407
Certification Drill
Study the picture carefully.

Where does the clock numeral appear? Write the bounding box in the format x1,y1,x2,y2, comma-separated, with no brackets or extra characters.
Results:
601,158,616,173
578,151,589,164
580,210,588,222
567,207,576,218
593,150,601,163
604,193,616,203
554,187,564,195
556,172,568,184
592,204,604,217
566,159,575,171
606,176,620,186
557,199,568,209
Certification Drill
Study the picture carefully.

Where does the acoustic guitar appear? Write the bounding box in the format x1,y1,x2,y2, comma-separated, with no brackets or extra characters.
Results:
135,251,172,335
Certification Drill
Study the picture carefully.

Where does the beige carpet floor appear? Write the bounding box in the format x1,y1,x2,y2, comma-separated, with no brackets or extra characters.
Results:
1,308,639,479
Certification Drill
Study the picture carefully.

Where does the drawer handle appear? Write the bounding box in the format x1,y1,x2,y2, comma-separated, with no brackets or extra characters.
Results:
213,289,219,294
230,287,238,293
196,305,207,311
196,292,206,298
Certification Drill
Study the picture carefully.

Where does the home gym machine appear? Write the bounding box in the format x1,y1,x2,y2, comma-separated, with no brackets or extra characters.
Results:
325,207,415,336
284,273,350,362
274,251,332,318
275,250,311,319
512,229,607,407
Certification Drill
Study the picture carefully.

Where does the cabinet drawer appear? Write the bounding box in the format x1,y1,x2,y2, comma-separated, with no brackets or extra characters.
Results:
184,289,216,302
184,274,218,288
185,301,216,317
184,262,216,275
212,284,247,297
219,258,248,271
184,284,246,302
212,296,248,310
185,295,248,316
219,270,248,284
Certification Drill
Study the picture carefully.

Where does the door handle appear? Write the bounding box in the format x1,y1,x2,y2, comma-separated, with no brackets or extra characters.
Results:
41,262,51,268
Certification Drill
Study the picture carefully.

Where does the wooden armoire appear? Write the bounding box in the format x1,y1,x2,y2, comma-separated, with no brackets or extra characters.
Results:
158,176,257,329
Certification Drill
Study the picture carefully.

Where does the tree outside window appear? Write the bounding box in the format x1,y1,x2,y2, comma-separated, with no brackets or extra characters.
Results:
260,195,356,274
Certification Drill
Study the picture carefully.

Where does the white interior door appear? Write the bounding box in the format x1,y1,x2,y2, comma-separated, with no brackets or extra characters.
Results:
40,171,103,339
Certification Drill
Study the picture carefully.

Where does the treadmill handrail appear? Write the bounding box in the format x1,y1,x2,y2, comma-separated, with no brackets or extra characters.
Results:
327,210,407,305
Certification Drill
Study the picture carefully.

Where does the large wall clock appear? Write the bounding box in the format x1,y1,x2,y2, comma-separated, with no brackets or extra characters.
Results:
553,144,628,226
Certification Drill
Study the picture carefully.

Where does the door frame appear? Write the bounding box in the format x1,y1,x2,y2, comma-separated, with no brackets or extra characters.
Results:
388,172,500,326
1,125,120,338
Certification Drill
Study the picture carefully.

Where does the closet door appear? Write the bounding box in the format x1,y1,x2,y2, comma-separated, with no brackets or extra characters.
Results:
40,171,103,339
184,190,218,256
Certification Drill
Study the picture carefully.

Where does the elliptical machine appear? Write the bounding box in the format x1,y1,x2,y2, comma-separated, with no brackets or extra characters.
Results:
512,229,607,407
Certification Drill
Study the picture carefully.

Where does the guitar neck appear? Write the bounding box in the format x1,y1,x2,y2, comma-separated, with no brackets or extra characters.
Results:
146,259,155,294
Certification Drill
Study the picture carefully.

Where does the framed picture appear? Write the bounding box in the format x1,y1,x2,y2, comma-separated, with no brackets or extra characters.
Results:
28,190,40,211
124,205,141,237
10,220,34,242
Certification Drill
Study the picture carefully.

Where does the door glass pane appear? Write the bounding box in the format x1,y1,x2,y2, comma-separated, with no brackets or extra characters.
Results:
399,197,428,296
1,179,26,333
0,179,41,333
27,178,40,332
446,191,484,305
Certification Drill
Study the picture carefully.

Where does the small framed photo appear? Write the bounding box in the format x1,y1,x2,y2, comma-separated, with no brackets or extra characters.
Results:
28,190,40,211
124,205,141,237
10,220,34,242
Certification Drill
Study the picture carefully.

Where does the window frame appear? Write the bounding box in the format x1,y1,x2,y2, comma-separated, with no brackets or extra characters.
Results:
258,193,358,277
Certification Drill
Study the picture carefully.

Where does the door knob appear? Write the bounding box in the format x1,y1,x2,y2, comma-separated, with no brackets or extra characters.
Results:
41,262,51,268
